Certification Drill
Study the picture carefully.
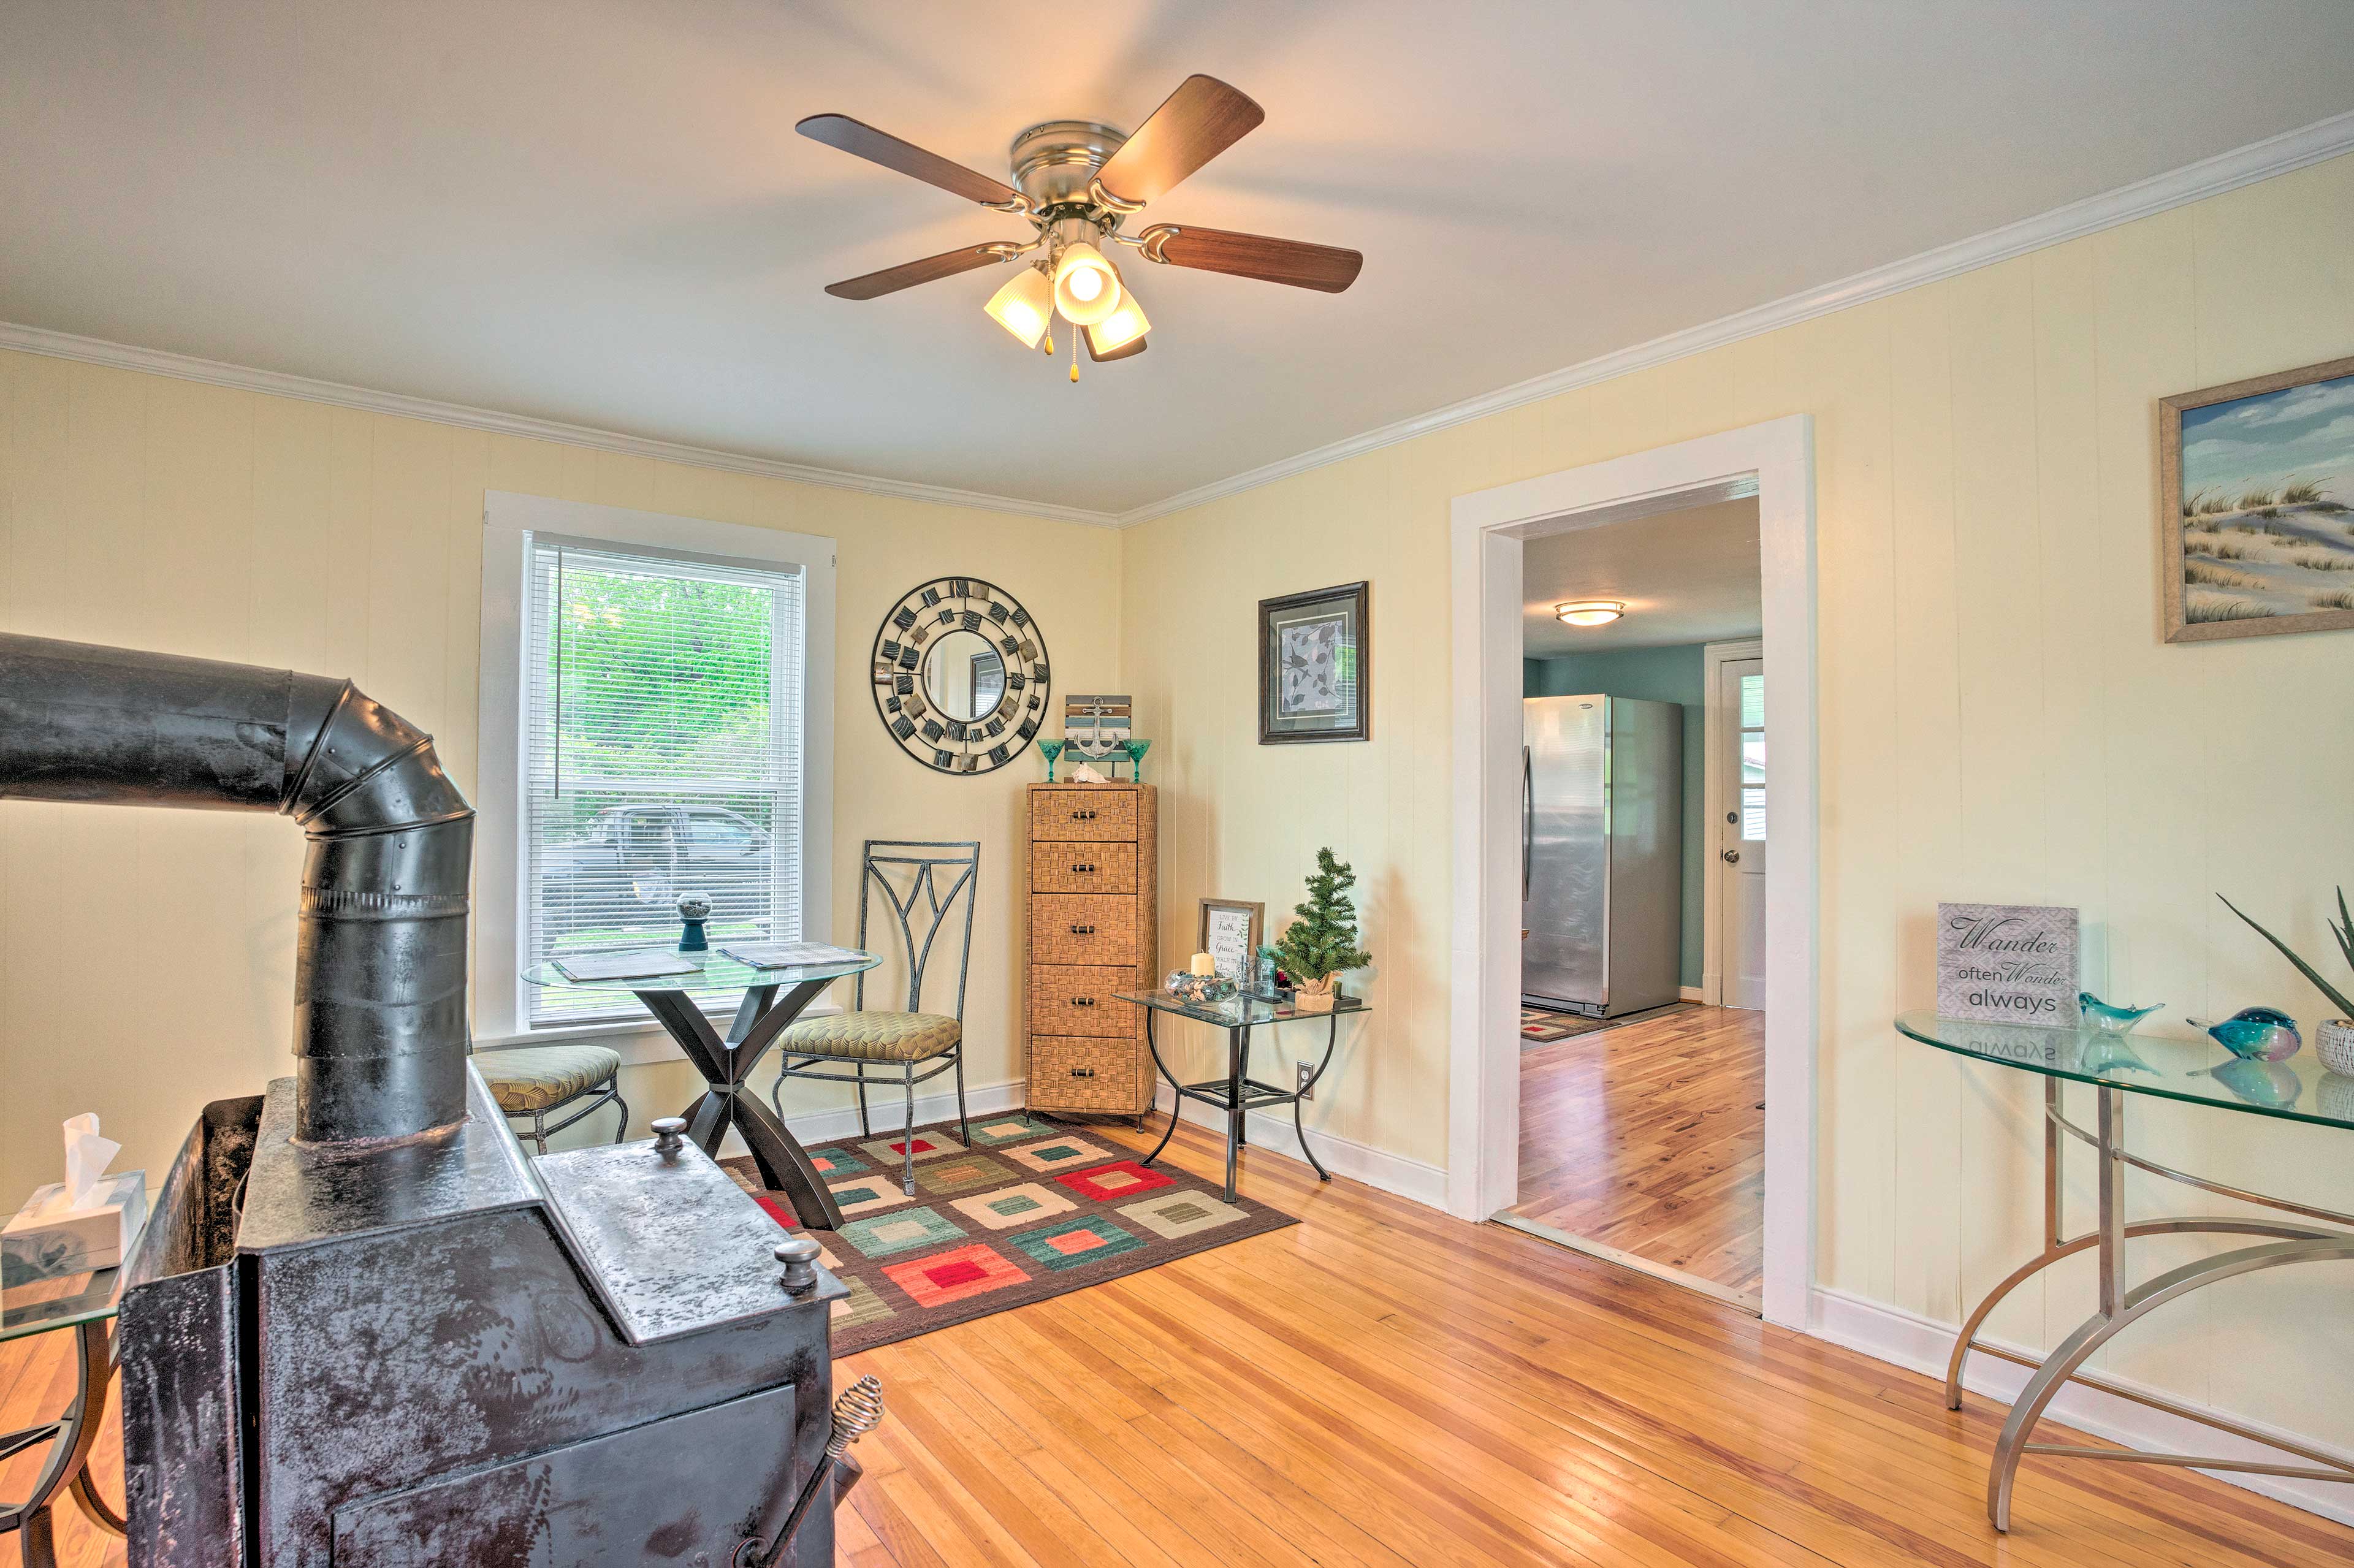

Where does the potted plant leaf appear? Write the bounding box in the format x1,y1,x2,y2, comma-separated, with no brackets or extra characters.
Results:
2219,889,2354,1075
1274,848,1372,1013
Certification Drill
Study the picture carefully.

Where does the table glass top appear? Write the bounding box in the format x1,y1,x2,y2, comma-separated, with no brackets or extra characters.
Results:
1,1264,121,1342
1895,1011,2354,1131
1117,991,1371,1027
523,948,880,995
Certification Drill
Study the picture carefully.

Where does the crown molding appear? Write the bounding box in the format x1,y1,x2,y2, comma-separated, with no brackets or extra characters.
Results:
0,321,1124,529
1110,108,2354,528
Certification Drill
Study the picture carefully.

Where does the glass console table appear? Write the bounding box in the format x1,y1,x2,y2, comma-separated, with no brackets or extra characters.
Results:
1119,991,1368,1202
1,1265,126,1567
1895,1011,2354,1530
524,948,881,1230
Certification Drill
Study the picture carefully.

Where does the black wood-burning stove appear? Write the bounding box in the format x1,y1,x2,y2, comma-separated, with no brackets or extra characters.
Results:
1,634,859,1567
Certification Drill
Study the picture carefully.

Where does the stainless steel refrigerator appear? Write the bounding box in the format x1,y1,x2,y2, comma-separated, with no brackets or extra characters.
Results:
1522,695,1683,1017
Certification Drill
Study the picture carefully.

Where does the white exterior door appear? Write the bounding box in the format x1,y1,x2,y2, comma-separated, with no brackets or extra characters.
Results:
1718,659,1767,1010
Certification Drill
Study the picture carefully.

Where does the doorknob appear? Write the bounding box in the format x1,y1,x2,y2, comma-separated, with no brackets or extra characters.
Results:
1721,848,1740,864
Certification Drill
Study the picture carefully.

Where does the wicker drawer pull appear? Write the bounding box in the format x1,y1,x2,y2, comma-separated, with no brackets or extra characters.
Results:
1070,1066,1097,1079
1068,995,1097,1008
1070,808,1099,821
1068,923,1095,935
1070,862,1097,873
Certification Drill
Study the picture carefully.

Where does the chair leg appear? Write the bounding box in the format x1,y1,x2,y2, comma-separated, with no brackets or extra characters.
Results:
531,1113,549,1156
610,1087,630,1144
856,1064,872,1139
901,1066,917,1196
954,1048,970,1146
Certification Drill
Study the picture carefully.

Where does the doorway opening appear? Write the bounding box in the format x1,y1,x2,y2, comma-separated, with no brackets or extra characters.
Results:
1504,497,1767,1310
1447,417,1816,1331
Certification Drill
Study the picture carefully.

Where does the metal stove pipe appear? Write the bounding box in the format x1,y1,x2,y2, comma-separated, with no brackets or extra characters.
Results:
0,633,474,1143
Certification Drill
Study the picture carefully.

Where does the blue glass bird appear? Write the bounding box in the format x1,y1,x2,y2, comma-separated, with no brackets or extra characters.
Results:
2078,992,2162,1034
2186,1005,2303,1062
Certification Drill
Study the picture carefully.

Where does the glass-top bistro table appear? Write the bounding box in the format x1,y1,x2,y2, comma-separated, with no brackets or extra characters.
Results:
525,948,882,1230
1896,1011,2354,1531
1,1264,126,1567
1121,991,1368,1202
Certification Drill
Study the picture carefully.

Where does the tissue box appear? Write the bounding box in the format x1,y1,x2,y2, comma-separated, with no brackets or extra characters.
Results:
1,1170,147,1287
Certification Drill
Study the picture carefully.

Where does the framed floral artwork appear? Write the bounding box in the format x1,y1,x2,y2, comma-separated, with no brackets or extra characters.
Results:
1258,581,1369,744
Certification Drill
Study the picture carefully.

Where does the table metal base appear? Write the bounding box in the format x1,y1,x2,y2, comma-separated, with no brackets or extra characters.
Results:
0,1319,124,1568
1138,1006,1341,1202
639,978,847,1230
1951,1078,2354,1530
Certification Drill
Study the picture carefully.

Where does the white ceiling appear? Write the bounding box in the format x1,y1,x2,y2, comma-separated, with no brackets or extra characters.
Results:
5,3,2353,516
1522,498,1761,656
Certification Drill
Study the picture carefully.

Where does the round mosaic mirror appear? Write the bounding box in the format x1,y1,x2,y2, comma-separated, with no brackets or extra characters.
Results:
870,577,1049,774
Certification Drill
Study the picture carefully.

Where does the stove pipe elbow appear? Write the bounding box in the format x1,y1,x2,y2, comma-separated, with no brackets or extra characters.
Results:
0,634,475,1144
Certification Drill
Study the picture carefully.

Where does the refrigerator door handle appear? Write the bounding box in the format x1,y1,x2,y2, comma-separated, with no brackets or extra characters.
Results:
1521,745,1533,899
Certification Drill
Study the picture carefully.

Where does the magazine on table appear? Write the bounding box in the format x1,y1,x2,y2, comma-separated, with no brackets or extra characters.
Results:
552,949,699,983
719,941,870,970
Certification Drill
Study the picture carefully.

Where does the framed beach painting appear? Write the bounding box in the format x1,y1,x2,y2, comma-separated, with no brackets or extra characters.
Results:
2161,354,2354,642
1259,581,1371,743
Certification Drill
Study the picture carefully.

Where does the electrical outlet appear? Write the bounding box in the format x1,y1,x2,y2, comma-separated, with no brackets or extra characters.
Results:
1296,1059,1314,1102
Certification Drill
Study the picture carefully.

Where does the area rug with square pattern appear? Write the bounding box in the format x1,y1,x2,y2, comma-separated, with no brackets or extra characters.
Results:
722,1112,1297,1355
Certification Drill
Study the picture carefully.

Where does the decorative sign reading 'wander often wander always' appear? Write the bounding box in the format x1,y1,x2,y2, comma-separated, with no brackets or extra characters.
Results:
1937,903,2080,1026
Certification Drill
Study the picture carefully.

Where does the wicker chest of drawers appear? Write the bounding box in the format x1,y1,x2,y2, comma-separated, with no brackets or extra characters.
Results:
1024,782,1157,1117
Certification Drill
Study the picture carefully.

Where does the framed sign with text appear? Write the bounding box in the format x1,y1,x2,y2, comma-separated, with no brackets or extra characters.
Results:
1936,902,2080,1026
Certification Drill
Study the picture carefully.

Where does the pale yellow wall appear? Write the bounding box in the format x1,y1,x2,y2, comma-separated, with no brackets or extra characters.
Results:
0,350,1121,1199
1121,153,2354,1449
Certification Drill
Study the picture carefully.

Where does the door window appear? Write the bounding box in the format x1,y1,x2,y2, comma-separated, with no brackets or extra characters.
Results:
1737,673,1765,842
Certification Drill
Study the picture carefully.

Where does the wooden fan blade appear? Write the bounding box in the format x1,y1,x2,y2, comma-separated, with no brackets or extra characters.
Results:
1094,76,1263,208
825,244,1011,300
1086,333,1147,363
1138,224,1362,292
797,114,1025,209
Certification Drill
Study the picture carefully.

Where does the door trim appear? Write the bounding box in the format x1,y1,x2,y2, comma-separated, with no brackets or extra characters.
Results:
1700,637,1764,1010
1447,416,1818,1332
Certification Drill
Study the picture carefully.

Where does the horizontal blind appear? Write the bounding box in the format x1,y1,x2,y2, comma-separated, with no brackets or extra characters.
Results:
524,538,806,1025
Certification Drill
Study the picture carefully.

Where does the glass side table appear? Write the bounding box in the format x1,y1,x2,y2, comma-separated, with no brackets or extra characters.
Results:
523,948,882,1230
2,1265,127,1567
1118,991,1369,1202
1895,1011,2354,1531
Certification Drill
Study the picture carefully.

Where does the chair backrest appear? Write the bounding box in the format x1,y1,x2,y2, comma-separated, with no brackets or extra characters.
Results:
853,840,980,1022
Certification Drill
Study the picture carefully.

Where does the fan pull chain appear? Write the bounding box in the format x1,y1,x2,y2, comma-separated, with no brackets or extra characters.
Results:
1069,324,1080,383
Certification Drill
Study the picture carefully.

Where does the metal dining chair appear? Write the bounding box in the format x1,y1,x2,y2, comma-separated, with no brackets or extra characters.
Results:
770,840,978,1195
479,1044,630,1154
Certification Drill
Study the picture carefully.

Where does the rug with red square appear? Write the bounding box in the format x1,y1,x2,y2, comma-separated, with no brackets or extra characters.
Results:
722,1113,1297,1354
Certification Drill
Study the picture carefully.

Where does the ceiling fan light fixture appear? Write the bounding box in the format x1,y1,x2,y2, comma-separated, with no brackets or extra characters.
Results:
1086,289,1151,355
1053,240,1122,325
1555,600,1625,626
983,265,1054,348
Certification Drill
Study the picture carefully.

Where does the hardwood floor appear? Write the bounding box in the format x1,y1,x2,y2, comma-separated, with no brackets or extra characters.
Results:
9,1114,2349,1567
1512,1005,1767,1298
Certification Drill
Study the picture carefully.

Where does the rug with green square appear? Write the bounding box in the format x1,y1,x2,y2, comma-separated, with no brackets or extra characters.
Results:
722,1112,1297,1354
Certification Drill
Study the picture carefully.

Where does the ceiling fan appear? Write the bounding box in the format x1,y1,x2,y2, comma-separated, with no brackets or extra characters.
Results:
797,75,1362,378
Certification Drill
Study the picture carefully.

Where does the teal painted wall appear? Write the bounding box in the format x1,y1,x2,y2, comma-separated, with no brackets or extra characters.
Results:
1524,645,1708,988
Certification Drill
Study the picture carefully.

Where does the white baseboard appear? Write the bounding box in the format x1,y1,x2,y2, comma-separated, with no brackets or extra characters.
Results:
1809,1285,2354,1528
1679,985,1705,1002
1152,1083,1450,1208
777,1077,1028,1147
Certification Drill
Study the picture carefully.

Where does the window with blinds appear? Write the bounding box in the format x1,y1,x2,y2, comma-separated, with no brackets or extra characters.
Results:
522,538,806,1025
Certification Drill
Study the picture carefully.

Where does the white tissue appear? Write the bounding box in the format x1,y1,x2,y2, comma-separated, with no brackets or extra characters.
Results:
51,1113,120,1215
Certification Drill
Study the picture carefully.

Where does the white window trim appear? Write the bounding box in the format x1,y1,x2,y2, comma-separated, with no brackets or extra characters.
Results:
476,491,836,1054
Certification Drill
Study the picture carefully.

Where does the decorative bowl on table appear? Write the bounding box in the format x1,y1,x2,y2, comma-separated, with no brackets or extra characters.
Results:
2317,1018,2354,1078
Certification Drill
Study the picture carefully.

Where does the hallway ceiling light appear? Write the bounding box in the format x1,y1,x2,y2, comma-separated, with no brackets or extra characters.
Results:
1556,601,1625,626
797,75,1362,382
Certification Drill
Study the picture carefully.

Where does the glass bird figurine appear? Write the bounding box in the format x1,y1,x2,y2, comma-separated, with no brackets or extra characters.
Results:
2078,992,2162,1034
2187,1005,2303,1062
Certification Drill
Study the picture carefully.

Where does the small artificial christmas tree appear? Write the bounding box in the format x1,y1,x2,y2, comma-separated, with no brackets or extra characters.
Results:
1274,848,1372,1011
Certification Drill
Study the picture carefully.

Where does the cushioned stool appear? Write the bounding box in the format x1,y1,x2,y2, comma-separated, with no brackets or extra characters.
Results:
480,1044,629,1154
